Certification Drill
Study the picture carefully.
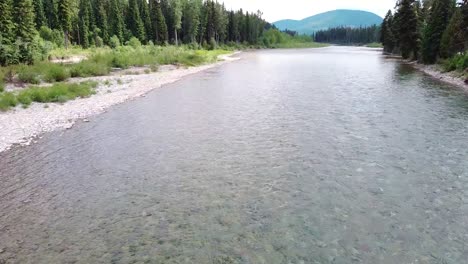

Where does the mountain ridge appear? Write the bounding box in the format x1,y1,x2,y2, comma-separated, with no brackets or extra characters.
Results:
273,9,383,35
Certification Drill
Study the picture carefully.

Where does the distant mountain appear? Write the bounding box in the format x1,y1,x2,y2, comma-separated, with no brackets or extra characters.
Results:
273,10,383,35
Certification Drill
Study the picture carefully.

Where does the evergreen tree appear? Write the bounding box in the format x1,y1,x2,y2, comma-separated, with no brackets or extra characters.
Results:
170,0,183,45
0,0,15,44
150,0,168,44
440,7,465,58
127,0,146,41
109,0,125,42
421,0,453,63
78,0,92,48
381,11,396,53
182,0,202,43
95,0,109,43
138,0,153,43
58,0,72,48
14,0,37,42
44,0,59,29
396,0,420,59
33,0,47,29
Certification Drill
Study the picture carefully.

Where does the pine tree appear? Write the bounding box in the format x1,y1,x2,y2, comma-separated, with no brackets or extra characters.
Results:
150,0,168,44
0,0,15,44
14,0,37,42
78,0,92,48
95,0,109,43
138,0,153,43
381,11,396,53
57,0,72,48
44,0,59,29
182,0,202,43
440,7,465,58
421,0,453,63
127,0,146,41
33,0,47,29
109,0,125,42
171,0,183,45
396,0,420,59
462,0,468,49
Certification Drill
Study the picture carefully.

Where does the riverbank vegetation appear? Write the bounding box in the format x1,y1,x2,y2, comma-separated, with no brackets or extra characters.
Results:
381,0,467,78
314,25,381,46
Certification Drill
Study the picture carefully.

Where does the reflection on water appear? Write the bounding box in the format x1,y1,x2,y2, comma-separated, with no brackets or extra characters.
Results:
1,47,468,264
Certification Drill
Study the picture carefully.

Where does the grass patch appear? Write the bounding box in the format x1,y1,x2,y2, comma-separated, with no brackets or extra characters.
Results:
0,92,18,111
366,42,383,48
18,81,97,105
442,53,468,72
270,42,328,49
43,64,71,82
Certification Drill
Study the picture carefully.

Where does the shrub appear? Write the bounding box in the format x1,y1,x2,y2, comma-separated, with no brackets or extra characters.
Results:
17,81,97,105
127,37,142,48
109,35,121,49
0,82,4,93
70,61,110,77
443,53,468,72
18,70,41,84
43,64,71,82
0,92,18,111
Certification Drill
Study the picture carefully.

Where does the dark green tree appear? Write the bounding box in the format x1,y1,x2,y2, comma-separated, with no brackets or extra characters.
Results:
33,0,47,28
138,0,153,43
109,0,125,42
440,7,465,58
57,0,72,48
150,0,168,44
396,0,420,59
44,0,59,29
78,0,92,48
14,0,37,42
95,0,109,43
0,0,15,44
421,0,453,63
127,0,146,41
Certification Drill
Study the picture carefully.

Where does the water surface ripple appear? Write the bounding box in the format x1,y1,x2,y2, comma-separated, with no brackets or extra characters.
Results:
1,47,468,264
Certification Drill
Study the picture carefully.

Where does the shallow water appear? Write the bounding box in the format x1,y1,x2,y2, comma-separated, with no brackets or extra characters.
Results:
1,47,468,264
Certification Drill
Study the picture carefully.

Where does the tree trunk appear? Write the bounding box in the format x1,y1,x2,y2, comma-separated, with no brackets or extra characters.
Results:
64,30,69,49
175,29,178,46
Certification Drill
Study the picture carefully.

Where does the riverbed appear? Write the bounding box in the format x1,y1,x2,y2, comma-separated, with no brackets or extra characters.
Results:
1,47,468,263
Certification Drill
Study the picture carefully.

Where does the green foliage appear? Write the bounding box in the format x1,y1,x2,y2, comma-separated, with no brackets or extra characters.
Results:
440,8,465,58
127,37,142,48
14,0,37,42
314,25,381,45
33,0,47,28
18,67,41,84
109,0,125,42
442,52,468,72
39,26,64,48
17,81,97,106
422,0,454,63
127,0,146,42
43,64,71,82
0,92,17,111
0,0,15,44
109,35,121,49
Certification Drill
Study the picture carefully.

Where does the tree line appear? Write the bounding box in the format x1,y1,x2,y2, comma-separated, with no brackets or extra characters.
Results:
381,0,467,64
0,0,271,65
313,25,381,45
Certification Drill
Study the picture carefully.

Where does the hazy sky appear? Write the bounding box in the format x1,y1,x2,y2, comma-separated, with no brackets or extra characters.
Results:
221,0,396,22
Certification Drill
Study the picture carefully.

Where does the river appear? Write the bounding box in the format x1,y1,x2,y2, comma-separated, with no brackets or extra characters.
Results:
1,47,467,263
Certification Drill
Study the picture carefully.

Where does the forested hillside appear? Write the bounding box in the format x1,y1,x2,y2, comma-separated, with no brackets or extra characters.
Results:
381,0,467,72
314,25,381,45
0,0,278,66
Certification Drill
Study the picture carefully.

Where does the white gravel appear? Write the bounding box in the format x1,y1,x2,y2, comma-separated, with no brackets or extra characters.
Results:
411,63,467,91
0,53,240,153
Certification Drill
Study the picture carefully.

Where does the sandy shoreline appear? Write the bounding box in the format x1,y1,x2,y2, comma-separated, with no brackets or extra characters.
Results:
0,53,240,154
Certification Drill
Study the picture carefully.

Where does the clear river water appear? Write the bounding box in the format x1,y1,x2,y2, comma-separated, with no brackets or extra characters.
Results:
1,47,468,264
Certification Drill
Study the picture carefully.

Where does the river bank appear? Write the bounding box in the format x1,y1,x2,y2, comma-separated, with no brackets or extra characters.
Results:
0,53,240,153
410,62,467,90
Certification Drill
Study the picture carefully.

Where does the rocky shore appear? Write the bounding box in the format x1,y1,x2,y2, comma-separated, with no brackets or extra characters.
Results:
0,53,239,153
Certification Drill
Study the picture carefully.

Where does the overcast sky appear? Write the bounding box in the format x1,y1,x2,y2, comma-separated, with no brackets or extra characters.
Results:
221,0,396,22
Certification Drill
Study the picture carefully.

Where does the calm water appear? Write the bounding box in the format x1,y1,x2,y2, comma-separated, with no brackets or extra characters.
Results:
1,47,468,264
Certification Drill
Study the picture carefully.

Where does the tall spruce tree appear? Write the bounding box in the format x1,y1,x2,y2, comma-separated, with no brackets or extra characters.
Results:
396,0,420,59
440,7,465,58
14,0,37,42
421,0,453,63
44,0,59,29
138,0,153,43
33,0,47,29
127,0,146,41
109,0,125,42
57,0,72,48
95,0,109,43
170,0,183,45
0,0,15,44
150,0,168,44
78,0,92,48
